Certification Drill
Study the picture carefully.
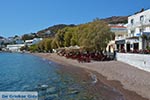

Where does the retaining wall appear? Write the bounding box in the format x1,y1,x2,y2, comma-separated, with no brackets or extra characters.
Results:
116,53,150,72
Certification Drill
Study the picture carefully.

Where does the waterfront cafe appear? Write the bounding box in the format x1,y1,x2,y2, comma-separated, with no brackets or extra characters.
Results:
115,37,139,53
125,37,139,52
115,39,125,52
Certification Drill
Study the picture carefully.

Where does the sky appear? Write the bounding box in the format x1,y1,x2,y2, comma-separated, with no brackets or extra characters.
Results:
0,0,149,37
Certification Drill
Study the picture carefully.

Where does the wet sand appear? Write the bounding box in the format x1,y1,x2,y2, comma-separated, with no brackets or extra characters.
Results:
33,53,150,100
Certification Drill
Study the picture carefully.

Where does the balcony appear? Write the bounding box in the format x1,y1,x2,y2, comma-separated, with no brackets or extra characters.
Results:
128,19,150,29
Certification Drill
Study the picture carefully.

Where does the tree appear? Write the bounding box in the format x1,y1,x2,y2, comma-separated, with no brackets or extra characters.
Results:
20,45,29,51
22,34,35,41
30,19,114,53
44,38,52,52
29,44,38,52
29,38,52,53
51,38,58,49
37,40,45,52
54,26,79,47
141,34,150,49
79,20,114,52
55,29,65,47
71,32,78,46
64,27,73,47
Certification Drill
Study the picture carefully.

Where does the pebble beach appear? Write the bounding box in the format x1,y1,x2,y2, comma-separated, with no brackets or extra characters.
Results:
34,53,150,100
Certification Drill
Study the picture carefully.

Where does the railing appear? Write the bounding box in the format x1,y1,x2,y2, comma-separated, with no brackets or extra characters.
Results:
115,36,126,41
128,19,150,29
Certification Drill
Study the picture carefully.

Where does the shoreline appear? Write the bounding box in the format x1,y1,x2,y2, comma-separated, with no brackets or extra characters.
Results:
33,53,150,100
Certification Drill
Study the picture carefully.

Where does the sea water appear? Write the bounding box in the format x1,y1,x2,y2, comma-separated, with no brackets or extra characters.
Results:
0,53,125,100
0,53,94,100
0,53,60,91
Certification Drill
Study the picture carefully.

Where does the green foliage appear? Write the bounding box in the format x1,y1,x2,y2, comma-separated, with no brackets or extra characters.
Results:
146,46,150,50
22,33,38,41
78,20,113,51
37,24,76,38
29,38,53,52
141,34,148,40
55,29,65,47
32,19,114,52
44,38,52,52
20,45,29,51
51,38,58,49
71,31,79,46
52,26,79,48
29,44,38,52
64,27,73,47
37,40,45,52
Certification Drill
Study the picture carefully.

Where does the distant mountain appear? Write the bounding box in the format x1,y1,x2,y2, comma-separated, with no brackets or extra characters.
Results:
101,16,128,24
37,24,76,38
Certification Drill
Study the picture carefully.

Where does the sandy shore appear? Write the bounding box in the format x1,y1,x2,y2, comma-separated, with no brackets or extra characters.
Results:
34,53,150,100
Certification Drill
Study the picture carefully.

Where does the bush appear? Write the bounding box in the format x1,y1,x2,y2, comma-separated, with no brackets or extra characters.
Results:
146,46,150,50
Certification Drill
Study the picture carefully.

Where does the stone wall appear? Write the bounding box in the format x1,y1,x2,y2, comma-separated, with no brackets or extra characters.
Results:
116,53,150,72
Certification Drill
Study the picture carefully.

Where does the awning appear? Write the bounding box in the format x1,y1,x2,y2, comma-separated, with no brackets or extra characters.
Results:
115,40,125,44
143,32,150,36
135,32,150,36
135,33,141,36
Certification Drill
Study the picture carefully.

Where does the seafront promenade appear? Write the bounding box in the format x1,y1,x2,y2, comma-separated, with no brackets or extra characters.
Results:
35,53,150,100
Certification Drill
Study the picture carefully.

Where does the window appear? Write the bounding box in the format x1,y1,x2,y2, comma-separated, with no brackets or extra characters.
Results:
140,15,144,22
131,30,135,34
144,28,146,31
131,30,135,37
140,29,143,33
131,19,134,24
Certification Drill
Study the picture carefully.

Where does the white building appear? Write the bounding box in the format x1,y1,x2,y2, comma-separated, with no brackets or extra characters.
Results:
107,24,128,53
6,44,25,52
25,38,43,46
127,9,150,51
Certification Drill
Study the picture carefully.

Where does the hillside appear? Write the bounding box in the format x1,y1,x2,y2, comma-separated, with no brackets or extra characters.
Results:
101,16,128,24
21,16,128,40
35,16,128,38
37,24,76,38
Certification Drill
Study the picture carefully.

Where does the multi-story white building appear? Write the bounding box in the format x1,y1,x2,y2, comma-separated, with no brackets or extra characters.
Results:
107,24,128,53
127,9,150,51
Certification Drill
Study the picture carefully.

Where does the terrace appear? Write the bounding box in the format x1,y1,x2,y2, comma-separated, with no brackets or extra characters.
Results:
56,46,114,63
